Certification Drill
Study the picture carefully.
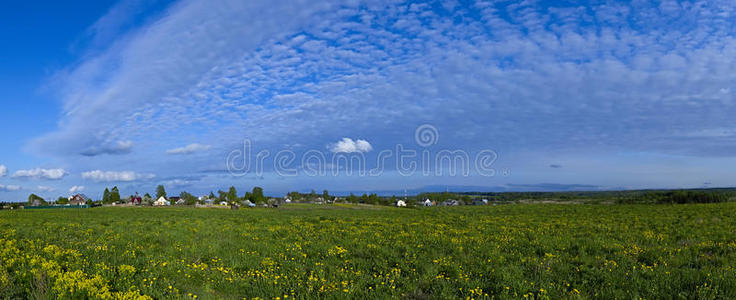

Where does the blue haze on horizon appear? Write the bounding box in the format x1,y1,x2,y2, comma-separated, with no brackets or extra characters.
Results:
1,0,736,201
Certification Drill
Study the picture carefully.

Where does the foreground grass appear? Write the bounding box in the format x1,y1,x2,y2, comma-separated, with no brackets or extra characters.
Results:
0,203,735,299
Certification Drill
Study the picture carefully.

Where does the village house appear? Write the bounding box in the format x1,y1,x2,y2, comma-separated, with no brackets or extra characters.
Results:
69,194,90,205
198,196,214,205
443,199,460,206
154,196,170,206
129,195,142,205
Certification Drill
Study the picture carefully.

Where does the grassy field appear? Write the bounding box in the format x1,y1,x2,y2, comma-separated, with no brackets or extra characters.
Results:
0,203,735,299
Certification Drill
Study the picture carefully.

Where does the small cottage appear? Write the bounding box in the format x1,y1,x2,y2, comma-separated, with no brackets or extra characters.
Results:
129,196,142,205
154,197,170,206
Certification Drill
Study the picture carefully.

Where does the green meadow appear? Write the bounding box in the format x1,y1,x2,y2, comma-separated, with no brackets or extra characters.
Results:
1,203,735,299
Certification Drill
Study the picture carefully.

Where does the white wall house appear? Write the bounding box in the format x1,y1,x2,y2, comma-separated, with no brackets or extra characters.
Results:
154,196,170,206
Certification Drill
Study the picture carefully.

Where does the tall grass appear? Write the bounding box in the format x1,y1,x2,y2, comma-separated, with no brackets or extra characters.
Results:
0,203,735,299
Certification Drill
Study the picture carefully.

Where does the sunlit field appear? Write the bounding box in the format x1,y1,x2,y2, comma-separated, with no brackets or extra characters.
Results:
1,203,735,299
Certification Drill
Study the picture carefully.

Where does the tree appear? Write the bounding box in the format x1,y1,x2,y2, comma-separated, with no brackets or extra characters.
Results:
110,186,121,204
323,190,330,202
366,193,379,205
156,185,167,199
102,188,111,203
57,196,69,205
28,194,46,205
217,190,227,202
348,193,358,204
143,193,153,205
209,191,216,200
227,186,238,202
287,191,301,202
461,195,472,205
252,187,265,204
180,191,198,205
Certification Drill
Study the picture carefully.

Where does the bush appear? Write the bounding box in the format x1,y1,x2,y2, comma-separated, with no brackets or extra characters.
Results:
656,190,727,204
627,190,729,204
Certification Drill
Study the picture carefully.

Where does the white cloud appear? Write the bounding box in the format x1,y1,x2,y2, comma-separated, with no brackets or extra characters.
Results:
0,185,21,192
80,140,133,156
82,170,155,182
164,179,191,187
37,186,55,192
12,168,67,180
330,138,373,153
166,143,212,155
0,165,6,177
69,186,85,193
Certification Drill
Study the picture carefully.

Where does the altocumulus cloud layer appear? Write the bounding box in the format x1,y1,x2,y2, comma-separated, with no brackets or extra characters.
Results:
10,0,736,199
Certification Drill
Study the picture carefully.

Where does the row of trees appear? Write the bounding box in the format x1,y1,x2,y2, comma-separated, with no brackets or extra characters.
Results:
466,189,736,204
27,185,403,207
151,185,268,205
213,186,266,204
284,191,401,206
346,193,397,205
25,187,123,206
287,190,330,202
628,190,729,204
102,187,121,204
285,190,406,206
87,185,267,206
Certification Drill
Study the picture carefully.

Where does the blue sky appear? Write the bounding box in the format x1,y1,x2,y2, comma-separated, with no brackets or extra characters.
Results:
2,0,736,201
